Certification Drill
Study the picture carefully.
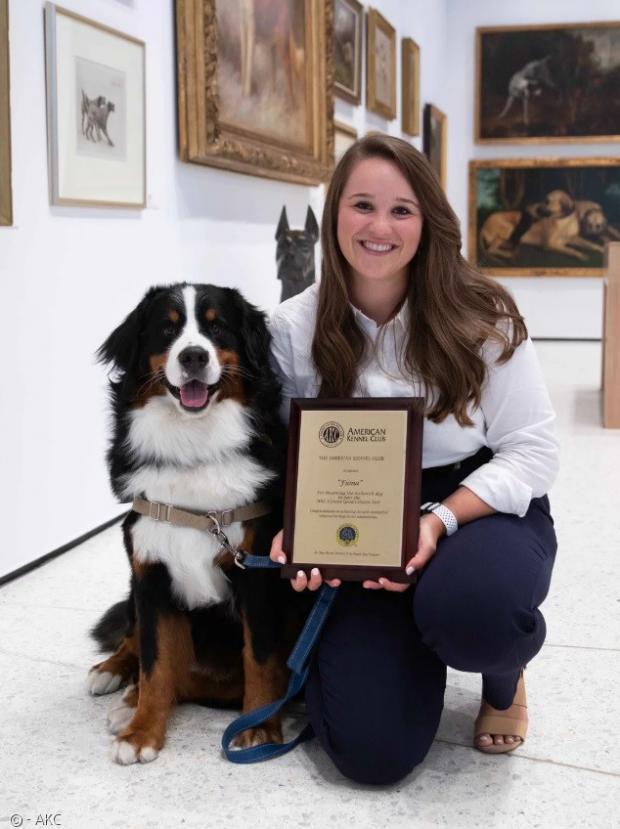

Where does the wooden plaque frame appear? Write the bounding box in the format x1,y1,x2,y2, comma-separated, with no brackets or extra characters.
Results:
282,398,423,583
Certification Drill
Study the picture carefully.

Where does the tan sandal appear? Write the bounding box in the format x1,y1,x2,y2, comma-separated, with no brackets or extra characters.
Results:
474,671,528,754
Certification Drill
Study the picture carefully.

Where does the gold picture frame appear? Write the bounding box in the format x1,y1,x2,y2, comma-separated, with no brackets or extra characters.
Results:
423,104,447,190
0,0,12,226
334,0,363,105
366,8,396,120
176,0,334,186
401,37,420,137
469,157,620,277
475,22,620,144
334,119,357,163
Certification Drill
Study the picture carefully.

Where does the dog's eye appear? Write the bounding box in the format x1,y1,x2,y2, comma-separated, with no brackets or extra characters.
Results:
210,322,221,336
162,325,176,338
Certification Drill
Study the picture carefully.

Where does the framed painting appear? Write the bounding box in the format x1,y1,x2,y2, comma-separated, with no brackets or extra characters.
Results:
177,0,334,186
334,0,363,104
476,22,620,144
401,37,420,137
469,157,620,276
334,120,357,163
44,3,146,208
423,104,447,189
0,0,12,226
366,8,396,120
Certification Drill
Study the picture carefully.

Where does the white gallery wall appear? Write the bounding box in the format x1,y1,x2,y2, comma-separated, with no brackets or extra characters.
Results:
0,0,615,577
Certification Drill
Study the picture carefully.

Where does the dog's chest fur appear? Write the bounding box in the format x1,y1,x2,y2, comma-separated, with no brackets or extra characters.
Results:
120,396,274,610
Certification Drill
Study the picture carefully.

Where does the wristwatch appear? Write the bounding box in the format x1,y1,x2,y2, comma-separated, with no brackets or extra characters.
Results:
420,501,459,536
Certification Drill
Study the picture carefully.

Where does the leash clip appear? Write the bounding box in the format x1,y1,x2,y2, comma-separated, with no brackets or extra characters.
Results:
208,520,245,569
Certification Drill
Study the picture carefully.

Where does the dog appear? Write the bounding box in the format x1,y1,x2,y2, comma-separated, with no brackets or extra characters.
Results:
576,200,620,244
479,197,554,261
87,283,309,764
85,99,115,146
498,55,557,126
275,206,319,302
81,90,106,136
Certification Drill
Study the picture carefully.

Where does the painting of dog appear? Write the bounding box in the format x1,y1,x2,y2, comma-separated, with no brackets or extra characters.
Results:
476,22,620,143
470,158,620,275
76,57,126,160
87,283,312,764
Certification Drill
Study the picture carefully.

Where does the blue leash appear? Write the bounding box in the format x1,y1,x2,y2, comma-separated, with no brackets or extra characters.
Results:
221,551,339,763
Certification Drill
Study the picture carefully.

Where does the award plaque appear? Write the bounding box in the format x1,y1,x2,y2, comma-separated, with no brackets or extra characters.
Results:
282,398,423,584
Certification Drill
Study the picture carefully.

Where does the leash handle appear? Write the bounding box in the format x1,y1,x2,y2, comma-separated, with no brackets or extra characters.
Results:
221,582,339,763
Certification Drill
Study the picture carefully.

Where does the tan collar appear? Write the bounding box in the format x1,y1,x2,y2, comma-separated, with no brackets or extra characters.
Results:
132,497,271,533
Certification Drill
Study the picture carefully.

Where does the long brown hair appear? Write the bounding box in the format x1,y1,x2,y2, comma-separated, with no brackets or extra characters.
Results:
312,134,527,426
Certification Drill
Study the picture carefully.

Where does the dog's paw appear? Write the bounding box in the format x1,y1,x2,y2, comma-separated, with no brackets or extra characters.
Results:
107,687,137,735
111,734,159,766
87,667,122,696
231,724,283,749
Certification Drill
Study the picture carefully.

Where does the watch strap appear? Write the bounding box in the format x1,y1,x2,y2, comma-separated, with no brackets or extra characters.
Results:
420,501,459,536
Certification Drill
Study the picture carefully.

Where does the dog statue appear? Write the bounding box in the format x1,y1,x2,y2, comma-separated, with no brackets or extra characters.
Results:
275,206,319,303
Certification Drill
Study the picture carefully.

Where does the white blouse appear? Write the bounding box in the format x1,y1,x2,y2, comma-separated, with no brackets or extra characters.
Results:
269,283,559,518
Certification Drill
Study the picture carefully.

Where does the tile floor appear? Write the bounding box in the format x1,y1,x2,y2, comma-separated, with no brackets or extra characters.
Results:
1,341,619,829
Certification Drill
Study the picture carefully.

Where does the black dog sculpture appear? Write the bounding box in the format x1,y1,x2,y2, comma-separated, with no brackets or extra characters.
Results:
275,206,319,303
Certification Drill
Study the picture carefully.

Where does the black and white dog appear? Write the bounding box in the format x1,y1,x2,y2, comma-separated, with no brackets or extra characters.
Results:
88,283,307,764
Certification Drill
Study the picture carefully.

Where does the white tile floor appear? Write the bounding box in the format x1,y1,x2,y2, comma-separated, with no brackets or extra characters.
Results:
1,341,619,829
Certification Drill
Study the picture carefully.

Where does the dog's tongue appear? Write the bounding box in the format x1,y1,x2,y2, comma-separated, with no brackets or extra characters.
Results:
180,380,209,408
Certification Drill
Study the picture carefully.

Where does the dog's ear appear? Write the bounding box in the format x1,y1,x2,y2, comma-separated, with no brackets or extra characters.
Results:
97,286,162,373
305,206,319,243
275,206,289,240
229,289,271,377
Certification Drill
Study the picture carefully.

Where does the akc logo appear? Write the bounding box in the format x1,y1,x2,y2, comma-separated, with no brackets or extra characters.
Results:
319,421,344,447
337,524,359,546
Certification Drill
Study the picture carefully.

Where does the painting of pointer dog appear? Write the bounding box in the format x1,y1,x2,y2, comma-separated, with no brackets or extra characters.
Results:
476,22,620,142
470,159,620,275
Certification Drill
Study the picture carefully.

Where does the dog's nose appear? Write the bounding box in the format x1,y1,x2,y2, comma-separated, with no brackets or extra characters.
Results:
178,346,209,374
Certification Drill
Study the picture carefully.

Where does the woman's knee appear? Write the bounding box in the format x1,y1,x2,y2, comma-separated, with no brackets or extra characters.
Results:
328,730,430,786
413,528,553,672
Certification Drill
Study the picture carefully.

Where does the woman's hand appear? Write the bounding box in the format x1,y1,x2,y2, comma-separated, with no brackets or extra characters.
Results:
269,529,342,592
362,513,445,592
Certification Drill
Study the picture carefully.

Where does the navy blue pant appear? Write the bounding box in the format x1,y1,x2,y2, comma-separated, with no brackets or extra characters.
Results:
304,449,557,785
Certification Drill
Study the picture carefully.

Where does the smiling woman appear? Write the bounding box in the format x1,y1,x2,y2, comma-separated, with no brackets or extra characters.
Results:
267,133,559,783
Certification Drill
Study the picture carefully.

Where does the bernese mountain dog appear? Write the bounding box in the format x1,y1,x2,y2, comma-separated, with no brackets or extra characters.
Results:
87,282,308,765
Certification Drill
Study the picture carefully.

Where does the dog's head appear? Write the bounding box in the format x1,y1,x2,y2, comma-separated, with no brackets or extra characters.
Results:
581,207,607,236
275,206,319,281
98,283,273,416
542,190,575,218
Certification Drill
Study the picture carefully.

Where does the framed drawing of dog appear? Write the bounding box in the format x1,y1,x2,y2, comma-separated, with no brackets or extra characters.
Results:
44,3,146,208
469,157,620,276
177,0,334,186
366,8,396,121
475,22,620,144
401,38,420,137
334,0,363,105
423,104,447,190
0,0,11,226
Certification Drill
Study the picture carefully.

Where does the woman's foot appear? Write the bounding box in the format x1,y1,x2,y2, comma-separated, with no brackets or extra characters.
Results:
474,672,528,754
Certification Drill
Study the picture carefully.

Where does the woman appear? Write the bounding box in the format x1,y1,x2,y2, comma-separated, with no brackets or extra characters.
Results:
268,134,558,785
